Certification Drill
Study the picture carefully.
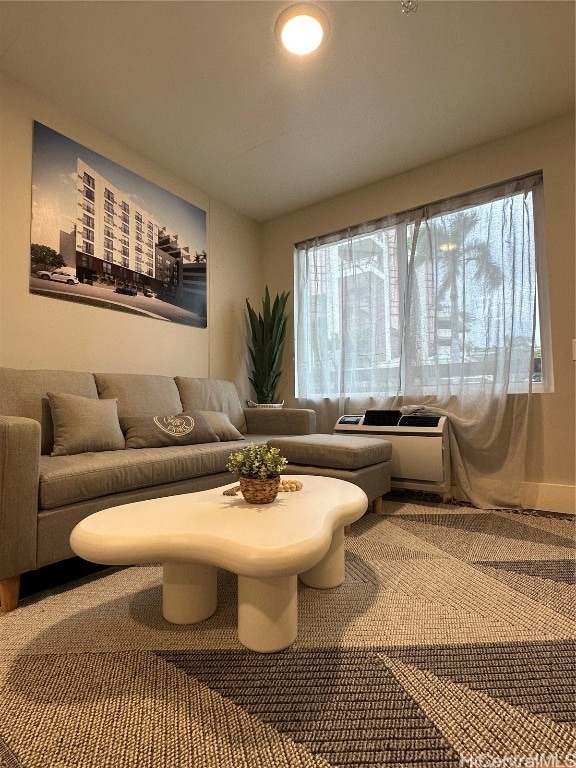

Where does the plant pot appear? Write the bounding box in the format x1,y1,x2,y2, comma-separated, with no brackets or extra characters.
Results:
246,400,284,409
239,476,280,504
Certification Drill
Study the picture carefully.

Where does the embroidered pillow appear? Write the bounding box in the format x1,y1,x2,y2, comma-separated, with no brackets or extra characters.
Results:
48,392,125,456
197,410,245,441
120,410,219,449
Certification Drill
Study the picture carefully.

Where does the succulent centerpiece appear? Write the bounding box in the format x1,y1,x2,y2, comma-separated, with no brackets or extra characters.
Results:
226,443,288,504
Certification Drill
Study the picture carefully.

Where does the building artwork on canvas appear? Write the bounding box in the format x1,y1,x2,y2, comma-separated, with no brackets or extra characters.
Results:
30,121,208,328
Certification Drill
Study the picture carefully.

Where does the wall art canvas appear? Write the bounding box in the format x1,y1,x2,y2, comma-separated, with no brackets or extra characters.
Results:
30,121,208,328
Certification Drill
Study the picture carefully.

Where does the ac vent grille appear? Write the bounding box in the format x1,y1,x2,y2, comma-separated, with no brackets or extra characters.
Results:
364,410,402,427
398,415,441,428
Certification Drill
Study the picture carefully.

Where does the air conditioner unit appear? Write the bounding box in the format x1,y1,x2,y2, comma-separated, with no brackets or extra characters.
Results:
334,409,451,495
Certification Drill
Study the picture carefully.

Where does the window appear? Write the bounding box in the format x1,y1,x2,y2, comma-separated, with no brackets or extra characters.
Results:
104,188,115,202
83,241,94,255
82,214,94,229
104,201,114,214
295,173,551,401
82,227,94,242
84,187,95,202
83,171,95,189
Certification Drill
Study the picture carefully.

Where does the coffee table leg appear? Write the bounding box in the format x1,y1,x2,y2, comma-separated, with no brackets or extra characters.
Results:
300,526,345,588
162,562,218,624
237,574,297,652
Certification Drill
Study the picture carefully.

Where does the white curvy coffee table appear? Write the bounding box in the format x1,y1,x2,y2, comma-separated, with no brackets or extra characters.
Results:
70,475,367,652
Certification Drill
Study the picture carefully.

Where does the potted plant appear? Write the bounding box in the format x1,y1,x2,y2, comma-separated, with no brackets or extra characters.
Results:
246,286,290,406
226,443,288,504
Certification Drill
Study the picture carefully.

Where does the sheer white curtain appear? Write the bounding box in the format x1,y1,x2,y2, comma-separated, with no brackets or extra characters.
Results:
295,173,548,508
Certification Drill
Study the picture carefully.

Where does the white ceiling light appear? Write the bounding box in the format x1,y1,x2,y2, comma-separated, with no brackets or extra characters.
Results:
276,4,329,55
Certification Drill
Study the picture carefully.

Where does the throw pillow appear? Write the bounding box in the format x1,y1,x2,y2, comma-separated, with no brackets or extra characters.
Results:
48,391,125,456
197,410,245,441
120,410,219,449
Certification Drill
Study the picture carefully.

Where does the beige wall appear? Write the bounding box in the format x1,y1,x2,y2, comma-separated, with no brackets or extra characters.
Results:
0,73,260,399
207,196,261,400
261,114,576,513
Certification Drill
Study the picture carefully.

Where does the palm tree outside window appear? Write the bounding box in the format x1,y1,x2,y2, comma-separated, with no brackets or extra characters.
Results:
296,172,548,402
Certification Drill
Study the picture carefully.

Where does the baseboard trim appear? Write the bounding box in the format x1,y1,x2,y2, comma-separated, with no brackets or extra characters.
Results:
521,481,575,514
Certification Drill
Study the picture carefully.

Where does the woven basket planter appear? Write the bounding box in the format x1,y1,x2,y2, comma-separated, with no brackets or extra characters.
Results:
239,476,280,504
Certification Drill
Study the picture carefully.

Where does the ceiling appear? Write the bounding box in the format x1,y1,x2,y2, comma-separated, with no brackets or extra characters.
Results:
0,1,574,222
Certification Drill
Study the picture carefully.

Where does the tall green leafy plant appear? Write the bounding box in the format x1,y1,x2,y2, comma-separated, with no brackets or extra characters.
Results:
246,286,290,404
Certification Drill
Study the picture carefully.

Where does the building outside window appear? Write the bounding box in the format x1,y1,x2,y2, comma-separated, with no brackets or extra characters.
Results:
295,173,551,401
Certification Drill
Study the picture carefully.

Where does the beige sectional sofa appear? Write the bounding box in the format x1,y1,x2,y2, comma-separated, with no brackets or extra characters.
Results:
0,368,316,611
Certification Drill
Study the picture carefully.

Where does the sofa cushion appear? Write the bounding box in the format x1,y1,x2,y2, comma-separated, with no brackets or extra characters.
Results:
38,440,265,509
94,373,182,417
0,368,98,454
175,377,247,433
48,392,125,456
120,410,219,449
266,434,393,470
198,410,245,441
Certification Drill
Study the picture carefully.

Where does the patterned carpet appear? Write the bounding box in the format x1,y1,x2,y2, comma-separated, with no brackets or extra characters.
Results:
0,500,574,768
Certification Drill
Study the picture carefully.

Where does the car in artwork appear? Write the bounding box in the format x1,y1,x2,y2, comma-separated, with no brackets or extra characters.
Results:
114,285,138,297
36,269,79,285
